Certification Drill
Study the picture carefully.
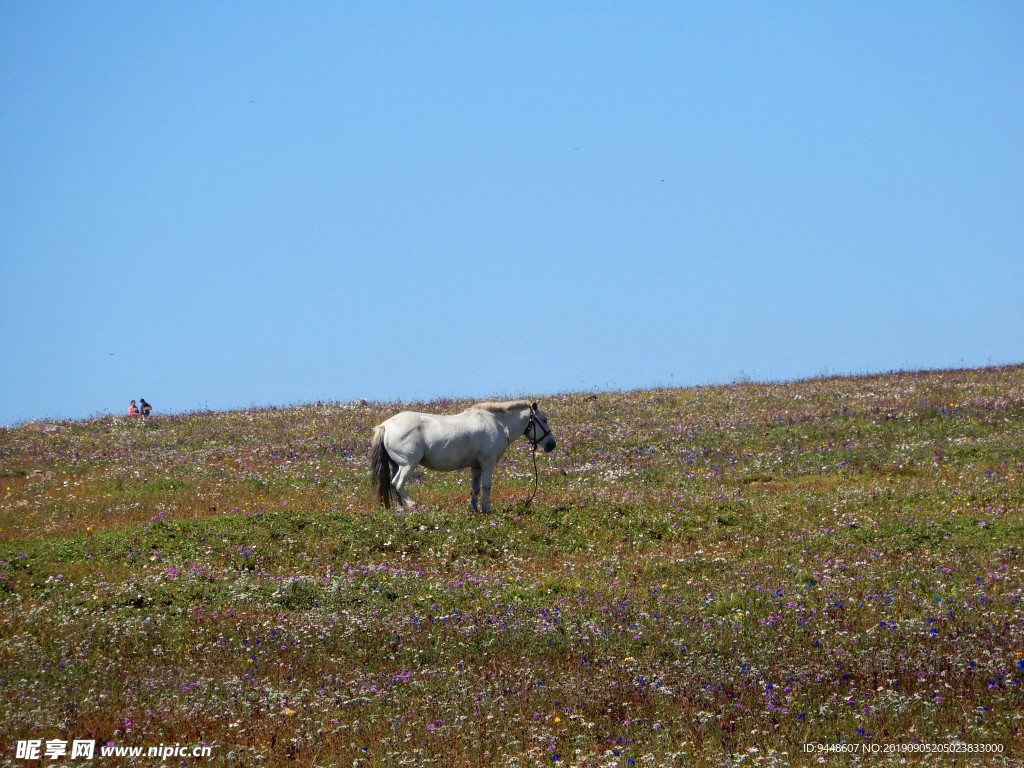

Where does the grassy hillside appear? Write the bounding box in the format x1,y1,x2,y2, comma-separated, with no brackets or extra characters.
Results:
1,366,1023,766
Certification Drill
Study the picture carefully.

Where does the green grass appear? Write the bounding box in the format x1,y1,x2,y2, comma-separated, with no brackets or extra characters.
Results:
1,366,1023,766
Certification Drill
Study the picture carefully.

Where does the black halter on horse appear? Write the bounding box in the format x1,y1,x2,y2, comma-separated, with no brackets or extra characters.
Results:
524,406,553,447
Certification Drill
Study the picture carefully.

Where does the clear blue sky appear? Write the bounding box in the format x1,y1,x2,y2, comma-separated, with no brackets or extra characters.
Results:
2,2,1022,425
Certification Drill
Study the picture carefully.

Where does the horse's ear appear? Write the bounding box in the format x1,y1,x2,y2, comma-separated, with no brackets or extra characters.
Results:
531,401,538,411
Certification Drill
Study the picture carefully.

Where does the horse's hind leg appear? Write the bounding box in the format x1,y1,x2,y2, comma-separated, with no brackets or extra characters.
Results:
391,461,418,508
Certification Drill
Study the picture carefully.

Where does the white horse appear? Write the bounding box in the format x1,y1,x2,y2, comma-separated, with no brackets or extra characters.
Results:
369,400,556,512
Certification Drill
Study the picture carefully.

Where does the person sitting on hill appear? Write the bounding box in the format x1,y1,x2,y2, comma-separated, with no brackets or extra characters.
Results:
140,398,152,417
128,400,140,417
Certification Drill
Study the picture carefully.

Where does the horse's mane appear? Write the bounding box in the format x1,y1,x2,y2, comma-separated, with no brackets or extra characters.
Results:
469,400,532,414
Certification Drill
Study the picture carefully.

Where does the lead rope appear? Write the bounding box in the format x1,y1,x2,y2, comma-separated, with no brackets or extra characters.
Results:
523,439,540,508
521,413,541,508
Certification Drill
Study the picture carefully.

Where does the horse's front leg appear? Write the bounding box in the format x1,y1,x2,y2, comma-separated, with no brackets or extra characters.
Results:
469,465,481,513
480,463,496,513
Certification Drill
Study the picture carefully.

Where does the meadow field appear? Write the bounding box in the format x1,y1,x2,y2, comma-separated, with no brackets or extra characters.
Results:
1,366,1023,767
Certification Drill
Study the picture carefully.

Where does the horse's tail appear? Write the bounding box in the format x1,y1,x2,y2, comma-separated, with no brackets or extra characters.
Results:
369,425,395,508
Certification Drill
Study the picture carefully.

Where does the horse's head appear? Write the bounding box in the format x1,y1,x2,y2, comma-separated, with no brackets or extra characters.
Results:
526,402,556,453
